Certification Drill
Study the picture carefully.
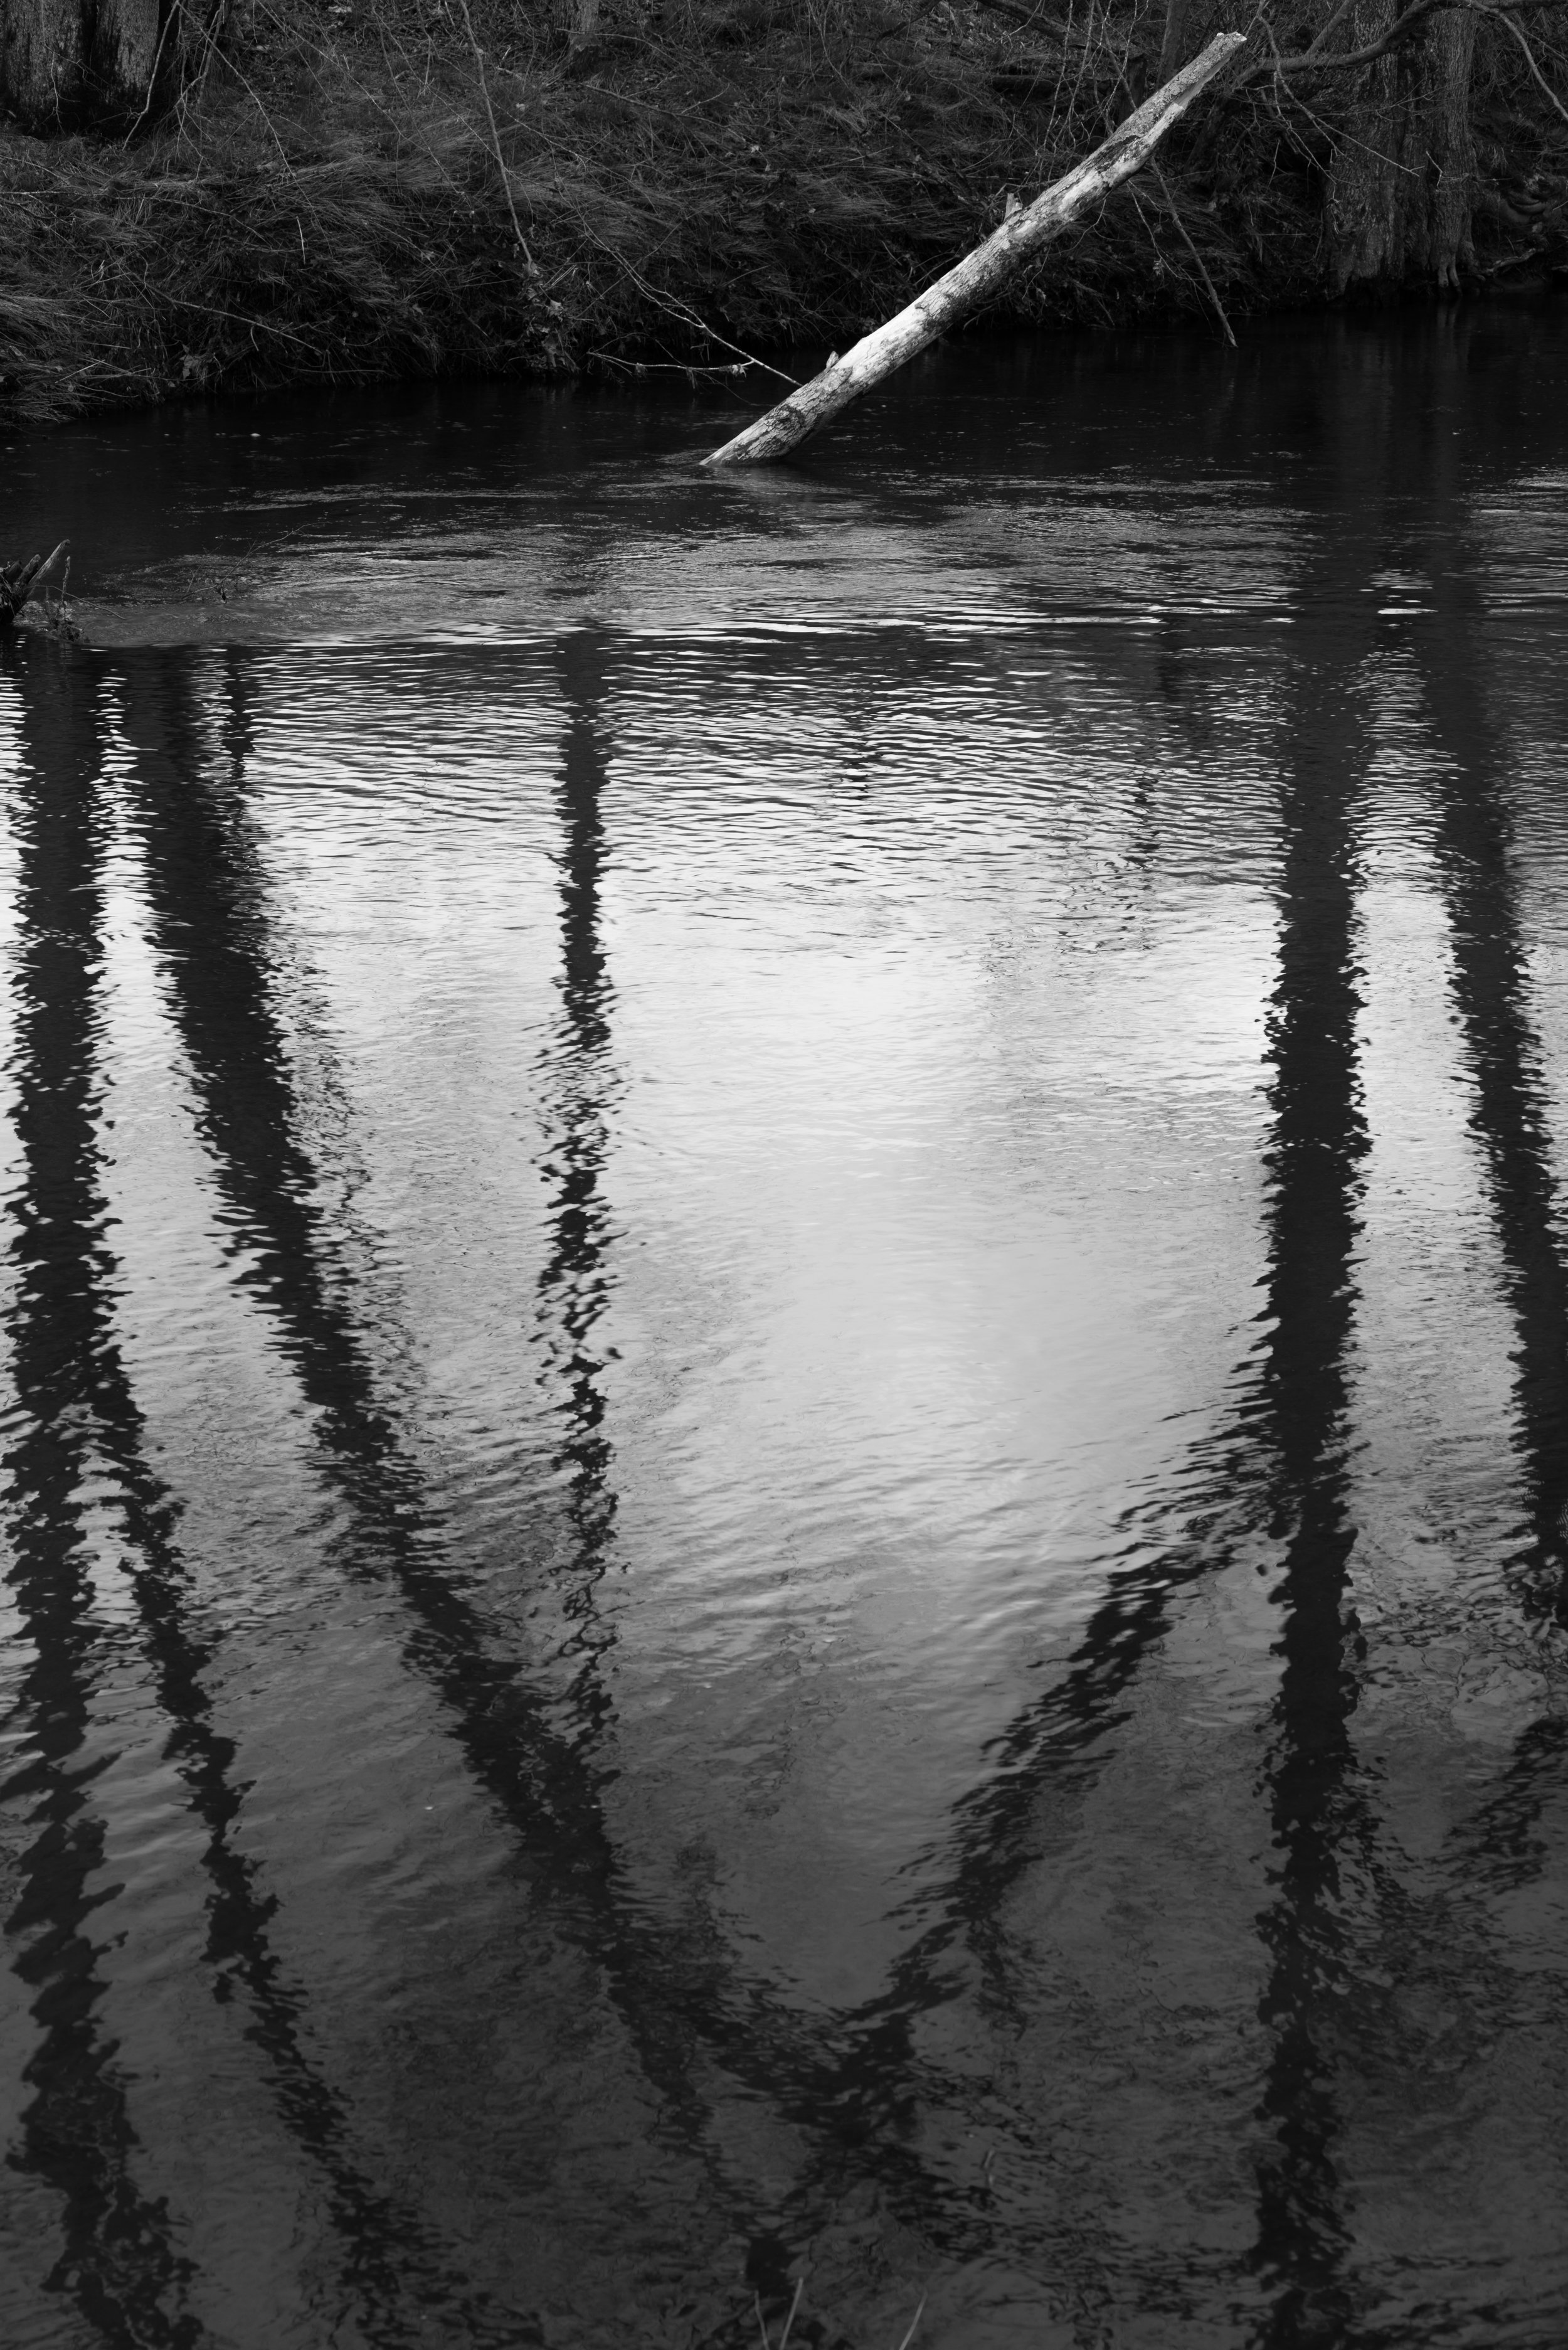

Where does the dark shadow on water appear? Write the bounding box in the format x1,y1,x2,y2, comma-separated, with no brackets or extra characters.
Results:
1245,582,1370,2350
0,637,538,2350
7,307,1568,2342
537,629,620,1718
107,636,967,2329
0,637,208,2349
1414,458,1568,1631
1393,349,1568,2077
757,348,1399,2330
807,314,1568,2338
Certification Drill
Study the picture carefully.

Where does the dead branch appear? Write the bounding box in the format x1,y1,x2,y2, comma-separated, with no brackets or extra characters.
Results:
453,0,536,267
1239,0,1560,85
1480,4,1568,132
704,31,1244,465
1151,157,1236,340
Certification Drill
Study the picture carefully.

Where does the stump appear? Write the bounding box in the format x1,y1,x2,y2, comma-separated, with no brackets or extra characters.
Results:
1,544,70,631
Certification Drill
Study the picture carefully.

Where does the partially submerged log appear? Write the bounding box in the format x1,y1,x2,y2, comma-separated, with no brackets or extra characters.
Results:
0,544,70,631
703,29,1246,469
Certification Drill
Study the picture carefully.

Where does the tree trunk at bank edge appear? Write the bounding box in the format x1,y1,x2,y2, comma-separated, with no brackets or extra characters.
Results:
1329,1,1478,290
702,29,1246,467
0,0,206,130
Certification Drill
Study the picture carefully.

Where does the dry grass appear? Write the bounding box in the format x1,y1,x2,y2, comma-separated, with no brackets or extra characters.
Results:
1,0,1563,430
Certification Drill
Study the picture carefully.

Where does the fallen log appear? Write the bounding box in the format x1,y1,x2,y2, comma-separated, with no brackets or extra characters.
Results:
0,543,70,630
702,29,1246,469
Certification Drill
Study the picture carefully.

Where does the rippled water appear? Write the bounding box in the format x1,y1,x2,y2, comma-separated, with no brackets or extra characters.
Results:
3,305,1568,2349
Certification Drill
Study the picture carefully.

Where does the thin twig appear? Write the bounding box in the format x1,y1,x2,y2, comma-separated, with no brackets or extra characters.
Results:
574,223,800,384
122,4,181,144
1482,3,1568,130
969,0,1079,33
1239,0,1557,86
251,0,472,204
776,2275,804,2350
587,351,755,376
753,2274,805,2350
893,2293,927,2350
173,0,319,220
1300,0,1364,57
453,0,536,268
1151,158,1235,343
146,287,326,352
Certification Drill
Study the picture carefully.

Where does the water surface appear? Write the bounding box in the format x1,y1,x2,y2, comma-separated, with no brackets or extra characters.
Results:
3,307,1568,2349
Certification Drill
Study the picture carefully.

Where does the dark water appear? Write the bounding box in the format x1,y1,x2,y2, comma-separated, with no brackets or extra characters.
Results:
3,305,1568,2350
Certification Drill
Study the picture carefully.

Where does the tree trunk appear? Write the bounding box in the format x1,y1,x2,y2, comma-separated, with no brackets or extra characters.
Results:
1328,1,1476,291
0,0,92,125
0,0,204,130
90,0,161,114
1428,4,1478,289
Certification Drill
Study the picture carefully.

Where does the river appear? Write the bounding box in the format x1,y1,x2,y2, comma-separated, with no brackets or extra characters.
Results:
3,304,1567,2349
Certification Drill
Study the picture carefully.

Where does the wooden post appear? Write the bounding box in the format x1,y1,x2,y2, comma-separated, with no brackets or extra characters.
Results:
702,29,1246,469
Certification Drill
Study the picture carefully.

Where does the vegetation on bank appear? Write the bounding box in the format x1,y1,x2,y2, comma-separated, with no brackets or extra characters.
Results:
2,0,1567,431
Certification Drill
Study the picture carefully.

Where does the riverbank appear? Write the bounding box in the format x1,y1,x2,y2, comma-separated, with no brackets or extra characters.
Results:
3,0,1565,433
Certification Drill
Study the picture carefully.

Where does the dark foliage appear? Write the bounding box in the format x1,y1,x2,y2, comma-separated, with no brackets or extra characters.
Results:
1,0,1565,427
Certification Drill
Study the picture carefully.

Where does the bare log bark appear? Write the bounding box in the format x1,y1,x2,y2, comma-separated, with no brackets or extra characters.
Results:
702,29,1246,469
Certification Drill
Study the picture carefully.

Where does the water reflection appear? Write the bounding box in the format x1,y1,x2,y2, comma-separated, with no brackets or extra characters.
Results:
4,307,1568,2349
1,639,205,2347
1421,556,1568,1628
1248,575,1369,2350
111,636,930,2282
767,501,1378,2336
0,642,546,2347
538,630,620,1701
110,645,750,2241
115,656,549,2346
